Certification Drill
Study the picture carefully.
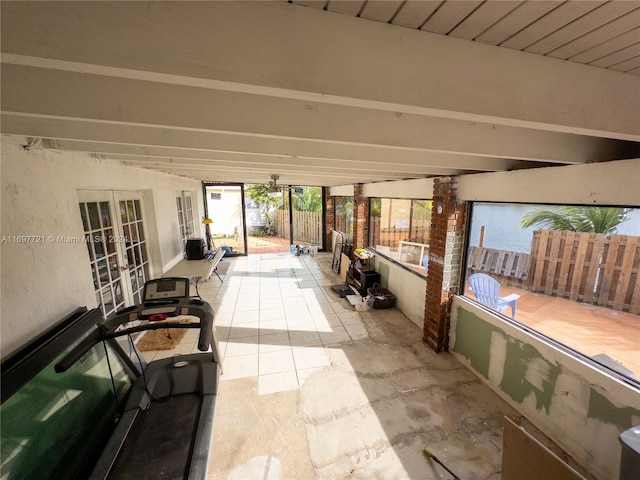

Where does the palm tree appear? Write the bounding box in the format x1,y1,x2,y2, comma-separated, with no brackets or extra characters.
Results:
245,184,281,234
292,187,322,212
520,206,630,235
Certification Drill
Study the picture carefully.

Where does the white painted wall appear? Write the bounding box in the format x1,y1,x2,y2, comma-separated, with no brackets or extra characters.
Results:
363,177,434,199
374,256,425,328
450,296,640,480
1,138,203,356
329,185,353,197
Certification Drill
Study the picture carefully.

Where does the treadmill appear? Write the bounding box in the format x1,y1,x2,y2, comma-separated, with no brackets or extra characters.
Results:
1,277,222,480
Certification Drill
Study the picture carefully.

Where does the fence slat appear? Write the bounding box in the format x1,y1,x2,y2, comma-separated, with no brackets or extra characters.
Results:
569,233,590,301
598,235,621,306
612,236,636,310
544,231,562,294
630,269,640,314
556,231,574,298
582,234,603,304
531,230,549,291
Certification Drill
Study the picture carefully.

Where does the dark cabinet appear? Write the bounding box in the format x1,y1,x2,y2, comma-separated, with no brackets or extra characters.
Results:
352,267,380,297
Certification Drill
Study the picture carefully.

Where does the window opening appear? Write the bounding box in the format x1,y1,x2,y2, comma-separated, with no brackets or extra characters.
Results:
369,197,431,276
464,202,640,382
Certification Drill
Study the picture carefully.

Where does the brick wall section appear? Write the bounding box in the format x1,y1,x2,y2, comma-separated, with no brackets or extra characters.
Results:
424,177,467,352
353,184,369,250
324,188,334,251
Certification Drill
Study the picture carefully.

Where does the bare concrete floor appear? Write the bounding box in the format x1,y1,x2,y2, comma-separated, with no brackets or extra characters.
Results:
158,253,517,480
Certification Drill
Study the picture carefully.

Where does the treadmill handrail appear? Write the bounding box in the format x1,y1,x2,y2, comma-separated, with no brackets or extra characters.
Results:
56,297,217,372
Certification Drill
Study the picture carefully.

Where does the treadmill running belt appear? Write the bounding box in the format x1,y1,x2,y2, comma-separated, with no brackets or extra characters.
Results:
107,394,201,479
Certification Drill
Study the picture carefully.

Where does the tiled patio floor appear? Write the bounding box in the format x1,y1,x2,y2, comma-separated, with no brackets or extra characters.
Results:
142,253,522,479
138,251,638,478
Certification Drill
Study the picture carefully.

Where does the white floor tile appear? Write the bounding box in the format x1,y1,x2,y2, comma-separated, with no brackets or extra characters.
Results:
259,348,295,375
259,331,291,353
318,326,351,346
288,330,323,347
233,309,260,324
259,307,286,321
227,321,260,339
292,346,330,370
258,371,299,395
296,366,325,386
260,297,284,309
313,314,342,330
260,318,289,335
223,354,259,380
284,305,312,320
225,337,260,357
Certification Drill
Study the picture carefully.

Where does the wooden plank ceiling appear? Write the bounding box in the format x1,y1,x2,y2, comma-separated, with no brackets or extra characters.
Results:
300,0,640,75
1,1,639,187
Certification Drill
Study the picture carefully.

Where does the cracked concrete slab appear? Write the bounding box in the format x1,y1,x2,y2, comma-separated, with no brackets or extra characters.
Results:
209,292,519,480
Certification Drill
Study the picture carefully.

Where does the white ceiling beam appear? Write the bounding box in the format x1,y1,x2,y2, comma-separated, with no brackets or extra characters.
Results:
46,139,477,174
2,114,530,172
2,1,638,139
3,65,632,164
94,154,461,177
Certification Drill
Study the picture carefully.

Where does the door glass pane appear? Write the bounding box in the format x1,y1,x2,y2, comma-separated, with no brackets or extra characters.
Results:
122,224,130,244
105,229,115,254
207,185,246,254
100,202,111,227
136,221,145,241
130,271,138,293
94,238,105,258
129,223,139,242
88,203,100,230
102,286,114,314
120,201,128,224
79,203,89,231
292,186,323,250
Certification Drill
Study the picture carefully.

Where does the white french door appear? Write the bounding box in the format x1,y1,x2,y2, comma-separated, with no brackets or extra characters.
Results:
78,190,150,318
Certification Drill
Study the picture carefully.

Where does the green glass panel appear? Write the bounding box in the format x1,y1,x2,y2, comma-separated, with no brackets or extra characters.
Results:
0,339,131,479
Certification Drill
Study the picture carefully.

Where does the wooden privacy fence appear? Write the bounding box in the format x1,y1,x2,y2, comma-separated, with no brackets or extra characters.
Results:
467,246,530,285
467,230,640,314
528,230,640,314
273,210,322,244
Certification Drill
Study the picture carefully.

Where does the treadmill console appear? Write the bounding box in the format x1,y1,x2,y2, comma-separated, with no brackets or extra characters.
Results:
143,278,189,302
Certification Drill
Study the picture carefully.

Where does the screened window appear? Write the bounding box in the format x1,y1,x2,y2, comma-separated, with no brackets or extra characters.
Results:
369,198,431,275
464,202,640,383
176,191,195,245
334,196,353,236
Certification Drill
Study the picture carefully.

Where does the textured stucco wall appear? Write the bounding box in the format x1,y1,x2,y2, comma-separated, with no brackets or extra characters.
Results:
450,296,640,480
1,139,203,356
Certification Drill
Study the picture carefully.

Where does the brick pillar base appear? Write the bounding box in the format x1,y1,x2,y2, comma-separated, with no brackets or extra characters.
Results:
423,177,467,352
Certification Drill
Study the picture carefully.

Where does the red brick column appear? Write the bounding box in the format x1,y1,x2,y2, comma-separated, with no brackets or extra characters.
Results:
424,177,467,352
353,184,369,250
324,188,334,251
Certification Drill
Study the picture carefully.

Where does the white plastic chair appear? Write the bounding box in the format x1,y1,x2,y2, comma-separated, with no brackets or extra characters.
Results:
468,273,519,319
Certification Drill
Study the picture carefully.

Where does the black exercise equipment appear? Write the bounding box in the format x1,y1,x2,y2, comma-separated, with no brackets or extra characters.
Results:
1,277,222,480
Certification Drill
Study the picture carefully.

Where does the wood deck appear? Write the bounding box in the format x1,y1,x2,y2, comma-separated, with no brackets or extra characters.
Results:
492,284,640,379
